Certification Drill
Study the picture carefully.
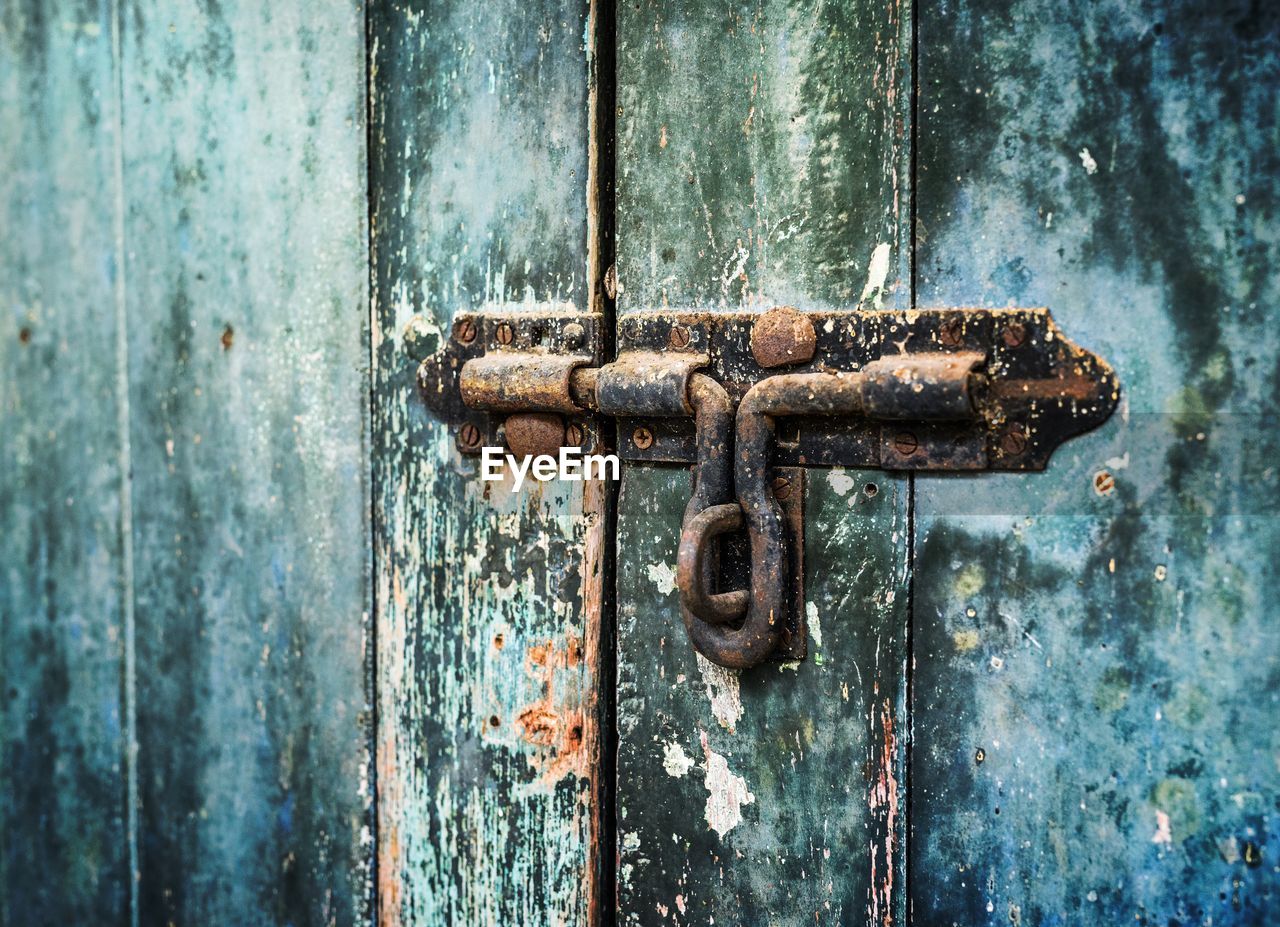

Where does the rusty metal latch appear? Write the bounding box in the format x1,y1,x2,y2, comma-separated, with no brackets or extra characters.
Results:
414,306,1119,669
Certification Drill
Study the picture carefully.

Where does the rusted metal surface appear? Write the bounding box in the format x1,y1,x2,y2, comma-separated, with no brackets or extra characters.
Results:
677,504,748,625
418,308,1115,673
421,305,1117,472
750,306,818,368
858,352,984,420
503,413,568,459
595,351,707,417
676,375,746,626
617,307,1118,470
460,354,590,414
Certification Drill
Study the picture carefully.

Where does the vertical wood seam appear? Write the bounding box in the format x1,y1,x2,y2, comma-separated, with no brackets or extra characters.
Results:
904,0,920,920
109,2,140,924
588,0,619,922
363,0,381,920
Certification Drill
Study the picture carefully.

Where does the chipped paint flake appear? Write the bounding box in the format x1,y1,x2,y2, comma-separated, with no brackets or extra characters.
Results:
1151,809,1172,844
662,741,695,778
806,601,824,666
646,561,678,595
700,731,754,837
827,468,856,496
695,653,743,732
860,242,892,306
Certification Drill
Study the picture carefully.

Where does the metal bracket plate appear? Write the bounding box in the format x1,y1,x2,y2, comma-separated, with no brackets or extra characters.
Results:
417,307,1119,472
613,308,1119,471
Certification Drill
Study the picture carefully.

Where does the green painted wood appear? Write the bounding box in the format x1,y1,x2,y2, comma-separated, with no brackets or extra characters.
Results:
370,1,608,924
617,468,909,924
120,1,370,923
0,3,129,921
911,1,1280,923
614,2,912,922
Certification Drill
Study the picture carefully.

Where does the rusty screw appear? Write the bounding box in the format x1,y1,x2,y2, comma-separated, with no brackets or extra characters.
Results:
458,423,482,451
939,317,964,347
1093,470,1116,496
1001,322,1028,348
771,475,792,500
454,317,477,345
562,322,586,350
669,325,691,348
999,424,1027,456
892,431,920,456
565,423,585,447
632,426,654,450
495,322,515,346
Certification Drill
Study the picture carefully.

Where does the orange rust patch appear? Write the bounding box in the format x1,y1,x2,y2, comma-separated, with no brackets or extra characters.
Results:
867,696,900,927
377,730,403,927
514,636,591,787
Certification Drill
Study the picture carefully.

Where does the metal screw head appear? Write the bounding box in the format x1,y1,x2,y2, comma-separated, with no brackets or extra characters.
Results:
403,315,441,360
892,431,920,456
565,423,585,447
771,475,792,500
563,321,586,350
939,317,964,347
999,424,1027,455
632,426,654,450
454,317,477,345
669,325,691,348
495,322,515,345
458,423,482,451
1001,322,1028,348
1093,470,1116,496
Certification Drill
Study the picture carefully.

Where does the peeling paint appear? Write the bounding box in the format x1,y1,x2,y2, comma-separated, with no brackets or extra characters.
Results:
662,741,695,778
646,561,678,595
695,653,743,732
700,731,755,838
860,242,892,307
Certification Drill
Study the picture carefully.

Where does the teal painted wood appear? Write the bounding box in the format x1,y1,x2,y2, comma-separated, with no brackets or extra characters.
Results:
911,1,1280,922
0,3,129,921
615,2,912,922
120,1,371,923
616,468,909,924
617,0,910,312
370,1,607,924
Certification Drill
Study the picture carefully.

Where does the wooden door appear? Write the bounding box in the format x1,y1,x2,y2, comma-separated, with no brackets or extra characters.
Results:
4,1,1278,926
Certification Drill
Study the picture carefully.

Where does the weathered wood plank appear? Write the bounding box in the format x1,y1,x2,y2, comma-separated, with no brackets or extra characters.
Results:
617,468,909,924
912,1,1280,922
370,1,607,924
120,2,371,922
615,2,912,922
0,3,129,921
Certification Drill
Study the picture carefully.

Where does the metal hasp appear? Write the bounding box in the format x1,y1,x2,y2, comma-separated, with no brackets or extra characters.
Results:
415,306,1120,669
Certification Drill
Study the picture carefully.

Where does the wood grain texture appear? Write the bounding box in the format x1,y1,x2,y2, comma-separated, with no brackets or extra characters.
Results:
614,2,911,923
912,1,1280,922
120,1,370,923
0,3,129,921
370,1,607,924
617,0,910,312
617,468,908,924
